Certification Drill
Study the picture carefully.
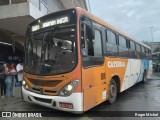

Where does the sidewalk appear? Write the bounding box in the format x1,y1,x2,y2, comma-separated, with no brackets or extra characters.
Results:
0,86,21,100
148,73,160,80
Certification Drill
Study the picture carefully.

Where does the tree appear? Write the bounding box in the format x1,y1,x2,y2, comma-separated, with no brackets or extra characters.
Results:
154,47,160,53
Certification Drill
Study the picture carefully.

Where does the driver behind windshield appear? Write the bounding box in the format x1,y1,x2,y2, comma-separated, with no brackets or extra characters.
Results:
49,41,63,63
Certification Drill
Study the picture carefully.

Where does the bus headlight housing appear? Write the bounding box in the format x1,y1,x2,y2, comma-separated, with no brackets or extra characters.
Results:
59,80,79,96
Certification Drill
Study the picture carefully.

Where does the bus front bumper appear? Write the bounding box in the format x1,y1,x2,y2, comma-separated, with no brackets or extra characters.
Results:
22,87,83,112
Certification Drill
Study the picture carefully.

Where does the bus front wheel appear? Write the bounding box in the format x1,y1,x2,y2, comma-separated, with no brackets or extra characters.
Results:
108,79,117,104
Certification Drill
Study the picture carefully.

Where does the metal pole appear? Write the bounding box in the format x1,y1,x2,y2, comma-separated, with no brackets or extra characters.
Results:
9,0,12,5
87,0,92,13
150,27,154,53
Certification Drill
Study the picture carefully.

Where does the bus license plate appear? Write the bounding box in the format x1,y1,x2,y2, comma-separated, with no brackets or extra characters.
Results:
59,102,73,109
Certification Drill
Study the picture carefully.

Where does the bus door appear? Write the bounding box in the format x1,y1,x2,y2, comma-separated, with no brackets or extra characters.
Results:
80,20,107,111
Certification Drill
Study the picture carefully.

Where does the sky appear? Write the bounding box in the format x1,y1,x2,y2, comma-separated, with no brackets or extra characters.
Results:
89,0,160,42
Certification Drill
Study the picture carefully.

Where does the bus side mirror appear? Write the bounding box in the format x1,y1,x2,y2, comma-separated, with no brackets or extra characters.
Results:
86,26,95,40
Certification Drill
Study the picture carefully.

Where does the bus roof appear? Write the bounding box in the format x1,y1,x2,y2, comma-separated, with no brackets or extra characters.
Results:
28,7,150,50
75,7,150,49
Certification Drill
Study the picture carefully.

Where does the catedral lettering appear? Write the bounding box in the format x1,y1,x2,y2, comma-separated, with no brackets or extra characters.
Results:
108,61,126,68
22,7,152,113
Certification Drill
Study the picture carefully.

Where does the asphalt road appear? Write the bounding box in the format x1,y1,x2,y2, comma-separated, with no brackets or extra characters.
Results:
0,73,160,120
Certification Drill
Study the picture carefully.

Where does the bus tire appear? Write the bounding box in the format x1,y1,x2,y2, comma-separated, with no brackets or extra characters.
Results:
108,79,117,104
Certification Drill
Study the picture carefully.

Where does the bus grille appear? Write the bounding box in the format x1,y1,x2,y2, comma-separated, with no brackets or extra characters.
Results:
28,79,62,87
34,97,52,103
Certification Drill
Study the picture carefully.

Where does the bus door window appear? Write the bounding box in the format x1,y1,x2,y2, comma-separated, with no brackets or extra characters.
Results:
81,23,88,56
81,22,103,67
86,26,94,56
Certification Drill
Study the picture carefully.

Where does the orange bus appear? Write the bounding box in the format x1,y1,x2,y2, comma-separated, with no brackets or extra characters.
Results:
22,7,152,113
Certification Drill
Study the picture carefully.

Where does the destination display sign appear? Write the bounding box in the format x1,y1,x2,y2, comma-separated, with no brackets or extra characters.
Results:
26,9,77,36
32,16,70,32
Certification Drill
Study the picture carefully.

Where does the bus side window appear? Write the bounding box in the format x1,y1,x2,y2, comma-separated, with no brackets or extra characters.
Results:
129,40,136,58
106,30,118,57
119,35,129,58
144,47,148,59
141,46,145,59
136,43,141,59
148,49,152,60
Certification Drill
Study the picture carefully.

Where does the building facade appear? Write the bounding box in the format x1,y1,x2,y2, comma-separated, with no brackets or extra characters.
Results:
0,0,88,62
143,41,160,53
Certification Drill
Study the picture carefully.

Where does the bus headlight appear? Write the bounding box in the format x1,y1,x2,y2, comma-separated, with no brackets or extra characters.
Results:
22,80,28,90
22,80,26,86
59,80,79,96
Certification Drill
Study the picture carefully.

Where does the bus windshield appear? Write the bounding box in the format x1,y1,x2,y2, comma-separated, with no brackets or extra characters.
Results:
24,25,77,75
